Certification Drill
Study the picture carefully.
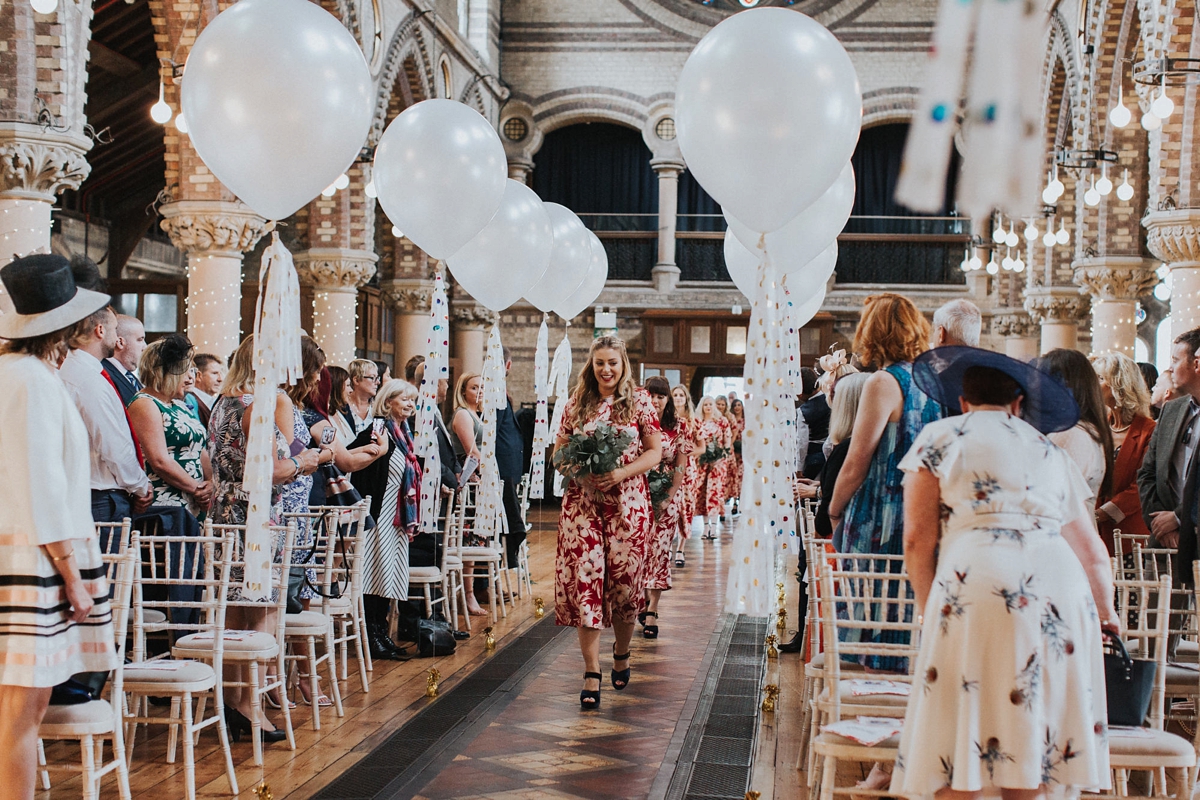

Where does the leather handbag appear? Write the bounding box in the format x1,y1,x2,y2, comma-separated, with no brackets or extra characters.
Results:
417,618,458,658
1104,633,1157,726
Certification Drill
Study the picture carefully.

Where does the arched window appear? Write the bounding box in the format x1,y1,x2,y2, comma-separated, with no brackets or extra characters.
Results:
1157,317,1173,373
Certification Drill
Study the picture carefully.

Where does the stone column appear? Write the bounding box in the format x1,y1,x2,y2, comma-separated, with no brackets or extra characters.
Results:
1024,287,1090,354
507,157,534,184
1145,209,1200,340
294,248,378,367
159,201,269,356
1074,257,1158,357
992,313,1040,361
0,128,91,271
650,158,684,293
380,280,434,371
453,305,495,376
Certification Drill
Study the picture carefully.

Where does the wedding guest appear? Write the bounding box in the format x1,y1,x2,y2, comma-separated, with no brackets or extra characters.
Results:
103,314,145,407
405,356,460,493
344,359,379,436
641,376,692,640
325,365,355,445
1034,348,1113,500
931,298,982,347
799,366,830,478
374,360,391,385
726,398,744,515
553,336,661,710
449,372,488,617
0,255,118,799
672,384,699,564
1091,353,1156,554
695,396,732,541
497,348,528,569
185,353,223,427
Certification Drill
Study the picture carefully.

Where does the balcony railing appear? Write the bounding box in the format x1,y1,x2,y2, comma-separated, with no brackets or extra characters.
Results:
580,214,970,285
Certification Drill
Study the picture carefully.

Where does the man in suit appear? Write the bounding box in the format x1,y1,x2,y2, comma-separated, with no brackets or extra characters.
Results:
1137,327,1200,579
186,353,223,427
497,348,527,569
103,314,146,406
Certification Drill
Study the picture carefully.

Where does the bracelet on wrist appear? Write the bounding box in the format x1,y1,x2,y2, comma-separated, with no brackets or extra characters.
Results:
289,456,301,477
50,549,75,563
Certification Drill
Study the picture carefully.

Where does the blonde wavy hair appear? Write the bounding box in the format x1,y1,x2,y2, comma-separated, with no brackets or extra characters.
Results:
1091,351,1152,426
567,336,637,430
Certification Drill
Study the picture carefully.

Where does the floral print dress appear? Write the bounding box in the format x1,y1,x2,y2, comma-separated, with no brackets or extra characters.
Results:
646,417,694,591
890,411,1110,799
138,393,207,519
696,417,731,516
555,390,660,628
679,415,701,536
726,416,744,502
281,403,315,598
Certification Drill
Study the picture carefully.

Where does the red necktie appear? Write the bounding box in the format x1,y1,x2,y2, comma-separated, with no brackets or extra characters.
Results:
102,369,145,468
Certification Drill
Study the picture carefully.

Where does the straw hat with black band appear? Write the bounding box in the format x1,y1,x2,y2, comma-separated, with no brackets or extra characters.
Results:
0,254,111,340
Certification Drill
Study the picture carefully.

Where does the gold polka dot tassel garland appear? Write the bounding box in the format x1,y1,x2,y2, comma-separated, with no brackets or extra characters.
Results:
426,668,441,698
534,598,545,618
484,626,496,652
761,683,779,713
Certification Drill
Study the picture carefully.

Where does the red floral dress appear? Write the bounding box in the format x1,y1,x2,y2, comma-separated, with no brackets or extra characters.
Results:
554,390,660,628
697,417,731,516
646,417,694,591
726,416,744,502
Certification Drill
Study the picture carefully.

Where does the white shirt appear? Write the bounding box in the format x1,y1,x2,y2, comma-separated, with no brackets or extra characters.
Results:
59,349,151,496
192,388,217,410
0,354,95,545
104,356,141,390
1048,424,1106,501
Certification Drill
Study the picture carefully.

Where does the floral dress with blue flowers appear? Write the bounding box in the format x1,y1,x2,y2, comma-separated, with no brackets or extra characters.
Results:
889,411,1110,799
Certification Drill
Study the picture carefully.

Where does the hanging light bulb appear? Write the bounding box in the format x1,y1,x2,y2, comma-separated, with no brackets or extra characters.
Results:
1047,165,1064,199
364,179,377,199
1110,82,1132,128
1005,223,1019,248
1002,251,1014,271
1155,282,1172,302
1013,255,1025,272
1043,229,1057,247
1024,220,1039,241
986,258,999,275
1084,175,1101,206
30,0,58,13
1116,169,1134,202
992,216,1007,244
334,173,350,191
174,112,188,134
1152,74,1175,119
969,251,982,271
1056,219,1070,245
1142,110,1162,131
321,183,337,197
1096,164,1113,196
391,225,404,238
149,80,173,125
960,254,970,273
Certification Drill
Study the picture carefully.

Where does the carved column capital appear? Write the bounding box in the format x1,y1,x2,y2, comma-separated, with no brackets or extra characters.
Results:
159,201,270,256
380,280,434,314
0,125,92,202
649,157,686,176
991,312,1037,338
1144,209,1200,264
294,248,378,292
1023,286,1090,324
1073,257,1160,301
452,303,497,329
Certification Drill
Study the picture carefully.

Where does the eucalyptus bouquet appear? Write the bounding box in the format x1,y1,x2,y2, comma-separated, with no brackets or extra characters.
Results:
647,465,677,509
553,422,635,482
699,442,730,467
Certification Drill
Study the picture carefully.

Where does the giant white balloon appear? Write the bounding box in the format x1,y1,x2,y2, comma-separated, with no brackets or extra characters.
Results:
181,0,373,221
446,180,553,312
555,232,609,321
374,99,507,260
524,204,592,313
726,163,855,273
676,8,862,234
725,232,837,300
723,229,761,298
788,283,828,327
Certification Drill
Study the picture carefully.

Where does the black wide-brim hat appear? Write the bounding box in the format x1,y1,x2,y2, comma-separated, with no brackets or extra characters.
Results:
913,345,1080,434
0,254,110,339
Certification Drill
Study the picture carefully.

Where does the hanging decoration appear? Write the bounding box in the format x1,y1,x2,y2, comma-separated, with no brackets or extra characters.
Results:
546,329,574,497
241,232,302,600
528,315,551,499
414,271,450,532
477,324,508,538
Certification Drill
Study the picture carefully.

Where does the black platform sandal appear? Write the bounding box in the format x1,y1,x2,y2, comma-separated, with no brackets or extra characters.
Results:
580,672,602,710
637,611,648,627
642,612,659,639
611,648,631,690
674,550,685,567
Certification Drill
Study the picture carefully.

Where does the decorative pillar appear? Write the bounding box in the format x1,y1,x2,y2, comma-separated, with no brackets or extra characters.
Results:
381,280,434,371
1074,257,1158,357
0,128,91,272
453,305,495,376
507,157,533,184
294,248,378,367
1145,209,1200,339
1024,287,1090,354
992,313,1040,361
650,158,684,293
159,201,269,355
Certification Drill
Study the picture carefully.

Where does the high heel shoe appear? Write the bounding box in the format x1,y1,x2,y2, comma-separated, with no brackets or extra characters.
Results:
224,706,287,743
611,648,631,690
642,612,659,639
580,672,602,710
674,550,685,568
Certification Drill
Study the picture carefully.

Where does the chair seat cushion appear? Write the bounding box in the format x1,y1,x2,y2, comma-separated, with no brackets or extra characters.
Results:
459,547,502,561
320,596,353,614
1108,727,1196,763
40,699,115,736
821,681,910,709
409,567,443,581
173,630,278,658
142,609,167,624
1177,640,1198,662
285,610,330,635
813,730,901,751
123,659,216,691
1165,663,1200,692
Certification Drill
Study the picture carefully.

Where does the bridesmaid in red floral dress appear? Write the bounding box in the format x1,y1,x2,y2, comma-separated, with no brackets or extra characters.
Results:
696,396,732,540
553,336,663,711
640,377,693,640
726,398,745,515
671,385,699,565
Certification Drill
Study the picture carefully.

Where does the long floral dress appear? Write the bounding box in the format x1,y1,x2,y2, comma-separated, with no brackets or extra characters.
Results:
696,416,732,516
555,391,660,628
281,403,315,598
679,415,701,537
646,417,694,591
726,415,744,503
890,411,1110,799
137,392,207,520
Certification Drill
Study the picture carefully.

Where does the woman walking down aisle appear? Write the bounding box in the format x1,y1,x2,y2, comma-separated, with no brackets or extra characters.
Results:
891,346,1116,800
1034,349,1113,501
695,396,732,541
1091,352,1156,554
641,377,693,640
727,398,744,515
672,386,699,565
553,336,662,711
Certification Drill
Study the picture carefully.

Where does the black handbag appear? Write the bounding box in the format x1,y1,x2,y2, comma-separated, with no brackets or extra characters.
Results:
1104,633,1157,726
416,618,458,658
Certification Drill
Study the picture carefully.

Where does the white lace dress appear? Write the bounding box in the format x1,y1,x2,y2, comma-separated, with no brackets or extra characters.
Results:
890,411,1110,799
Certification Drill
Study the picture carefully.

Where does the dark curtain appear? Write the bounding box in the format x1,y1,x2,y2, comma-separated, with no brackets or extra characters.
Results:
677,169,724,232
850,123,959,218
531,123,657,214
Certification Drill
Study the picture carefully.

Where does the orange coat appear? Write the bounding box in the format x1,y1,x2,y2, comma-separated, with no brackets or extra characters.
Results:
1097,413,1155,554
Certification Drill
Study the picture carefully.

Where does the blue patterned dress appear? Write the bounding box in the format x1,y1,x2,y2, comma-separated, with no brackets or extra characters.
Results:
281,402,315,598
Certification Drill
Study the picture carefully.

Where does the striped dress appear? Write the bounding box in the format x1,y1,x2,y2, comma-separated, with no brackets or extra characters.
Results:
360,439,411,600
0,353,117,687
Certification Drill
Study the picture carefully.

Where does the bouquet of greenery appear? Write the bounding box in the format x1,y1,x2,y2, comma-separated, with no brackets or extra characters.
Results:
699,442,730,467
647,465,676,509
552,422,635,481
